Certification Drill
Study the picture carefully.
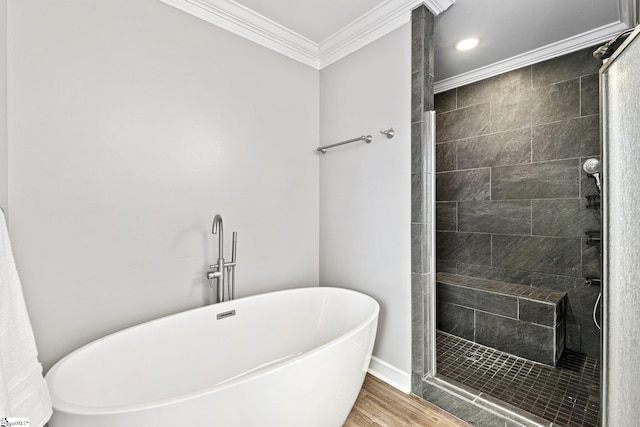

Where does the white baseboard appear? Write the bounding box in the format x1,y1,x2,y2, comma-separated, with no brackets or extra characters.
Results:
367,356,411,393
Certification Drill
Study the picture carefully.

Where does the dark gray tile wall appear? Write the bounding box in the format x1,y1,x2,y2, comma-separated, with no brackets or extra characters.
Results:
531,199,600,237
491,159,580,200
475,311,557,365
458,67,531,107
457,129,531,169
530,80,580,125
519,299,556,327
438,282,519,318
437,231,492,265
437,302,475,340
580,74,599,116
436,202,457,231
436,168,490,201
436,103,490,142
435,46,602,358
532,116,599,161
492,235,582,277
458,200,531,235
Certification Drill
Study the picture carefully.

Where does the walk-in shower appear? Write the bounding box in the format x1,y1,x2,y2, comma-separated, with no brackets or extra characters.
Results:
411,5,640,423
428,45,604,426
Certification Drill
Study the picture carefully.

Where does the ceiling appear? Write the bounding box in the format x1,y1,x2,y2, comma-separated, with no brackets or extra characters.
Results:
235,0,386,43
433,0,625,83
161,0,634,89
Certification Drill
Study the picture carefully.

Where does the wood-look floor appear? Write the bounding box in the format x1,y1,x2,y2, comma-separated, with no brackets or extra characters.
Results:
344,375,470,427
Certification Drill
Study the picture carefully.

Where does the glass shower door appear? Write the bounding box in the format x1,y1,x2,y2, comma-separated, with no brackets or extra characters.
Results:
600,24,640,426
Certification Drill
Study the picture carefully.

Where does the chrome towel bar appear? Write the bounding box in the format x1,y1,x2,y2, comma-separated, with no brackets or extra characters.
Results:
317,135,372,154
316,128,394,154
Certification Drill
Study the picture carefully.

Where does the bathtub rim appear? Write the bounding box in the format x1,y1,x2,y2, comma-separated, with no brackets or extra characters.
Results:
46,286,379,416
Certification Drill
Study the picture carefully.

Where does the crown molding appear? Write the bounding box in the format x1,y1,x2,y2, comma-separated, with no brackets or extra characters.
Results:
158,0,320,68
434,20,630,93
159,0,626,79
319,0,454,69
159,0,454,70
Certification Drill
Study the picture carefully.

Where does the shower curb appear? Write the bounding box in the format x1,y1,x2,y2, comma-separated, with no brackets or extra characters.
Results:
422,375,553,427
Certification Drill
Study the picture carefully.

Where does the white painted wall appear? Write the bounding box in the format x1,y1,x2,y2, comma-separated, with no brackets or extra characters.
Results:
0,0,7,213
7,0,319,370
319,25,412,390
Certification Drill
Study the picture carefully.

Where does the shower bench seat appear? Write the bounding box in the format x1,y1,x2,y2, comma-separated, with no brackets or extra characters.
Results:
436,272,567,366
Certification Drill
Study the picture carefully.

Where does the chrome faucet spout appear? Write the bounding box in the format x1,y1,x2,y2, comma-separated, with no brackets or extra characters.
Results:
212,214,224,258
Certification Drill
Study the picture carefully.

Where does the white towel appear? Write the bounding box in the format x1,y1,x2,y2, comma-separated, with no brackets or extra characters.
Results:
0,210,52,426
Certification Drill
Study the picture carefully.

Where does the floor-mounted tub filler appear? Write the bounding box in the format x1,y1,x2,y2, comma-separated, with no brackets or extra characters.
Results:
45,287,379,427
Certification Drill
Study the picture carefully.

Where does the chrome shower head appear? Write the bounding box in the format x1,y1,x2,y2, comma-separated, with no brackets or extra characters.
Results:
583,158,601,175
583,158,602,193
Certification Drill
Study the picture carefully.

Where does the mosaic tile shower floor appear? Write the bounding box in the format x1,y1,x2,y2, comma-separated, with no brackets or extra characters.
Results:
436,331,600,427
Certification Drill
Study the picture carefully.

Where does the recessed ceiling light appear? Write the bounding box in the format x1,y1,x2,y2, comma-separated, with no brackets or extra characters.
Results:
455,37,480,51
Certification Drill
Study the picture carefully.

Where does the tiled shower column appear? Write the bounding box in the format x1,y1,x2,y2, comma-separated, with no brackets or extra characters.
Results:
410,5,434,395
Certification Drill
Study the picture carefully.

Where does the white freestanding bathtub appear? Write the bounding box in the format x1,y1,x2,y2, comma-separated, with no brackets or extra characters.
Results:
45,287,379,427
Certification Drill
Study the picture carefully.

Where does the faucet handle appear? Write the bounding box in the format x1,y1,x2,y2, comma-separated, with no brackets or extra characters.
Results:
207,270,221,281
